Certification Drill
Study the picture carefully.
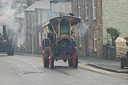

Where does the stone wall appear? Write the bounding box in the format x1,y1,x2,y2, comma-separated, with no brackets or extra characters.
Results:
116,37,128,58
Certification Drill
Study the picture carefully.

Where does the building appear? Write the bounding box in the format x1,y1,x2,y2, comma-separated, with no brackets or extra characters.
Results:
24,0,50,54
72,0,103,57
102,0,128,45
15,12,26,52
50,0,72,17
35,8,50,54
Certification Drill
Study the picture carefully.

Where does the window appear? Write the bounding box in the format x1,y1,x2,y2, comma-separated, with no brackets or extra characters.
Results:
39,32,41,47
77,0,80,18
85,0,88,20
92,0,96,20
60,25,69,36
93,30,97,52
30,13,32,29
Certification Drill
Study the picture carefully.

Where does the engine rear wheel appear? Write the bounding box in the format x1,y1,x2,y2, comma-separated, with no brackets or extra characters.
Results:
42,40,45,65
72,47,78,68
45,48,49,67
42,40,49,67
49,48,54,69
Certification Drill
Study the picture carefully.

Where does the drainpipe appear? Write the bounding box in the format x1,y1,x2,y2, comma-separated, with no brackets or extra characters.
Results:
71,0,72,13
86,28,89,56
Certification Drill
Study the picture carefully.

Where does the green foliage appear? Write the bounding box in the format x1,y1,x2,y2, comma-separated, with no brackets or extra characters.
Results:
106,27,120,46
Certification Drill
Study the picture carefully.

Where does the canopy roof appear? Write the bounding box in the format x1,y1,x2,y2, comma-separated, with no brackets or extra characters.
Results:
42,16,81,27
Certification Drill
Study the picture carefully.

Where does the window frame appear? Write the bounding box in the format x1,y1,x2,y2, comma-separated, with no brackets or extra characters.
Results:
93,29,97,52
85,0,88,20
77,0,81,18
92,0,96,20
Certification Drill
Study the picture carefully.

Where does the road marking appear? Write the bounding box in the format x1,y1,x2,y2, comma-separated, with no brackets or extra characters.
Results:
26,62,40,71
79,63,114,74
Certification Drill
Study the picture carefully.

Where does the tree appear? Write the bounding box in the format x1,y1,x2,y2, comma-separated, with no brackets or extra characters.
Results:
106,27,120,46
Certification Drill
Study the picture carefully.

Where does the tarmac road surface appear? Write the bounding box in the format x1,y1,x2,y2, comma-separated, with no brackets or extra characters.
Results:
0,54,128,85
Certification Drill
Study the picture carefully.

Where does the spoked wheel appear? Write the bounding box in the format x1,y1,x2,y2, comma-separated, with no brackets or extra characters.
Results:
49,48,54,69
72,47,78,68
42,41,45,65
42,40,49,67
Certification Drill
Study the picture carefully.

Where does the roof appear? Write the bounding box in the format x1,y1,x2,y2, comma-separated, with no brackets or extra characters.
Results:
15,12,25,19
25,0,50,11
42,16,81,27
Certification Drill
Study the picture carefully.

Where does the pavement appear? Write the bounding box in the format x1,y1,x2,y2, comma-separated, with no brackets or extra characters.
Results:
79,56,128,73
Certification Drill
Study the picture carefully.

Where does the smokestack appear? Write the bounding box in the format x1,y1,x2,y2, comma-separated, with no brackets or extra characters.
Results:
2,25,7,39
3,25,7,36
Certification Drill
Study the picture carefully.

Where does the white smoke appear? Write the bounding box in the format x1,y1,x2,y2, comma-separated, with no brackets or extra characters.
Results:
75,20,89,37
73,20,89,48
0,1,19,31
0,1,26,47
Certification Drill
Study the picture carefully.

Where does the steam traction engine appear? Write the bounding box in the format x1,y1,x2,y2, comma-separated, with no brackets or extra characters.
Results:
0,25,14,56
42,16,81,69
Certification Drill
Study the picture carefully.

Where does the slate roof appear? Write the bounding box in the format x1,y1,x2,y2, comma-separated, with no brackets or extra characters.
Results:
25,0,50,11
15,12,25,19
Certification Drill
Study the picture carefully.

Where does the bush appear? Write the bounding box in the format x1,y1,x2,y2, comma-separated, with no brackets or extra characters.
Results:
106,27,120,46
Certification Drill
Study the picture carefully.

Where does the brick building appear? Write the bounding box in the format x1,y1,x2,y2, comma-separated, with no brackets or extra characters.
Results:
72,0,103,57
50,0,72,16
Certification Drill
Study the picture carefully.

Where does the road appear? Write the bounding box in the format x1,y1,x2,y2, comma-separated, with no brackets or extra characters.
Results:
0,54,128,85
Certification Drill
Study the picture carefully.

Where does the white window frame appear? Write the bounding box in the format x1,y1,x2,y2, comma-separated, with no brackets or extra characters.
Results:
39,32,41,47
85,0,88,20
93,30,97,52
92,0,96,20
77,0,81,18
29,13,31,29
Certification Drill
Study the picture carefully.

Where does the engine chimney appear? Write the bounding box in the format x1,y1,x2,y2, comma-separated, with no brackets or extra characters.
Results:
2,25,8,40
3,25,7,37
